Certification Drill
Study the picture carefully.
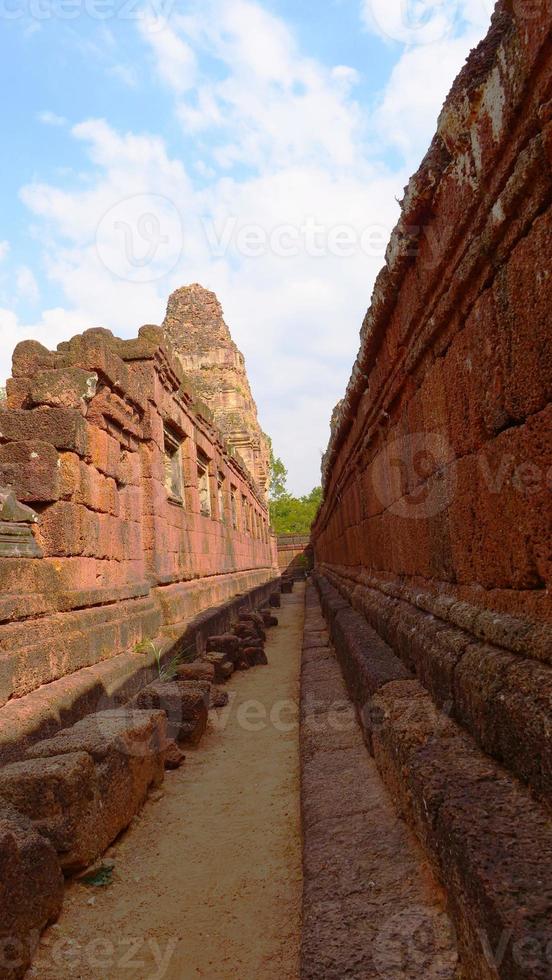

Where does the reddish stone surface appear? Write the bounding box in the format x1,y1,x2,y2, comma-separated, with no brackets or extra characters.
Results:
312,3,552,804
131,680,209,747
0,310,279,757
0,806,64,980
25,708,166,870
308,10,552,974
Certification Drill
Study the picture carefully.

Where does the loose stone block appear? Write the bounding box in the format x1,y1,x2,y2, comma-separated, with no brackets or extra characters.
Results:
0,752,99,873
132,680,209,747
202,652,234,683
260,610,278,627
243,646,268,666
0,805,64,980
176,662,216,683
27,709,166,867
206,634,240,660
210,687,230,708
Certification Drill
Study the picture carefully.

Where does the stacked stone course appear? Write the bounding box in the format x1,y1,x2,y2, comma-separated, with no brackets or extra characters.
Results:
0,577,282,977
312,3,552,976
277,534,313,579
0,306,279,766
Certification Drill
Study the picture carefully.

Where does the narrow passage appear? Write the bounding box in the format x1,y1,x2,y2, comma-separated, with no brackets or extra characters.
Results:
31,587,305,980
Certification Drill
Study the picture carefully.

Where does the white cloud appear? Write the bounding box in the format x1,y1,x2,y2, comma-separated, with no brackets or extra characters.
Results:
15,267,39,304
38,111,67,127
11,0,493,492
331,65,361,88
152,0,364,171
370,32,483,166
138,15,198,93
0,242,9,262
0,307,90,386
361,0,493,45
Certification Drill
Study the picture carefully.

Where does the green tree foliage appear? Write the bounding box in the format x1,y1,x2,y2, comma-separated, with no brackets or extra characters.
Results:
270,486,322,535
268,439,288,501
267,442,322,534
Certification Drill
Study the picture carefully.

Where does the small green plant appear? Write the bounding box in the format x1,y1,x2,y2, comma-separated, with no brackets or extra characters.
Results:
158,653,183,683
134,638,183,682
80,865,114,888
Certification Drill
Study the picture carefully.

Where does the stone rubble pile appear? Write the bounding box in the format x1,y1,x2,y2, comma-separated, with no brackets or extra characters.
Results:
0,585,283,980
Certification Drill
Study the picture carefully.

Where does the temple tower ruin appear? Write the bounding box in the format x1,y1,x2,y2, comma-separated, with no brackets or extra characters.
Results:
162,285,271,499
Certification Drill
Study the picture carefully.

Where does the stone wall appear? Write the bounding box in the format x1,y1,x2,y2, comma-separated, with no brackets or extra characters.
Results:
312,3,552,805
277,535,313,578
0,323,278,760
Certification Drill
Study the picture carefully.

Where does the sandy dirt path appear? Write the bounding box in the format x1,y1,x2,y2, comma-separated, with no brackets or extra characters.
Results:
31,586,304,980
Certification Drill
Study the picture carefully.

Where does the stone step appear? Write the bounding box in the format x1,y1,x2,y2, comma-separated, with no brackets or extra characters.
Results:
311,574,552,979
300,583,459,979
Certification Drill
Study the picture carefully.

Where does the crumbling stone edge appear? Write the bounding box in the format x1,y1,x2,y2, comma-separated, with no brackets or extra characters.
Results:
0,576,283,980
0,573,282,768
312,570,552,980
317,562,552,812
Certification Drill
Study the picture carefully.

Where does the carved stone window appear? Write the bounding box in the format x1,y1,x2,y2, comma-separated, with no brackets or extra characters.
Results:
230,486,238,530
218,472,226,523
164,426,184,505
197,450,212,517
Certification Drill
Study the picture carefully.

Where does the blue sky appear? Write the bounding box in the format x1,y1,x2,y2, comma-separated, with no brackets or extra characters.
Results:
0,0,493,493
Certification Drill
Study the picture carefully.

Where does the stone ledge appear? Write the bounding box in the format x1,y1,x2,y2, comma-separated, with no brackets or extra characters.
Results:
300,582,459,979
0,573,280,766
372,680,552,980
0,523,42,559
315,568,552,809
313,573,552,979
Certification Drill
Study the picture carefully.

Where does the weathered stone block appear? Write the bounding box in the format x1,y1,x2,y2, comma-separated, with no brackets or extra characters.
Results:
0,408,88,455
0,805,64,980
0,523,42,559
176,662,215,683
201,652,234,683
372,681,552,980
10,340,57,379
206,634,240,658
0,441,60,503
27,709,166,864
0,752,100,872
29,368,98,412
332,606,411,733
131,680,209,746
